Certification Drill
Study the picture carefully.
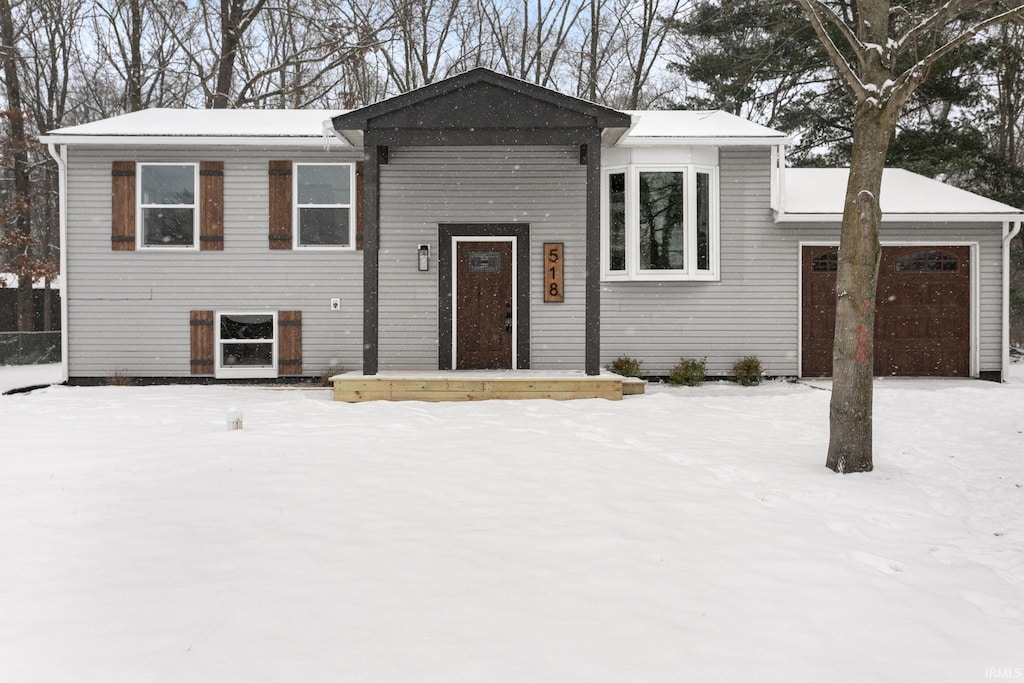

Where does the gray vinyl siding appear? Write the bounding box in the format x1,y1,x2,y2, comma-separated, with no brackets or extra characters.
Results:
377,146,586,370
64,145,363,378
600,147,1006,377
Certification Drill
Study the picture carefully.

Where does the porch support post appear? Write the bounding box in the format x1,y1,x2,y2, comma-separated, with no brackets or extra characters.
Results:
362,133,381,375
585,129,602,376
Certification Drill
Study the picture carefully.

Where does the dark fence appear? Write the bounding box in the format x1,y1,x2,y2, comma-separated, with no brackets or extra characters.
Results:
0,289,61,332
0,331,61,365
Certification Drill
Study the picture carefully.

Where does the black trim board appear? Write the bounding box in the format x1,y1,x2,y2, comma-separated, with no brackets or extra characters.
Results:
585,131,601,376
361,137,382,375
438,224,531,371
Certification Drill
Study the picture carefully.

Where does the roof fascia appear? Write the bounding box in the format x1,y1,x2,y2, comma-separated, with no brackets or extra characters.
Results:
38,135,353,148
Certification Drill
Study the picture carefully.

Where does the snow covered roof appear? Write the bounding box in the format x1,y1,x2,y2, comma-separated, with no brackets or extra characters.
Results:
41,107,787,148
41,108,350,147
620,110,788,146
781,168,1024,220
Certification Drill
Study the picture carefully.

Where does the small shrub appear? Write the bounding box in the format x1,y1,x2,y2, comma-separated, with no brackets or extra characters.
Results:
669,357,706,386
106,372,134,386
731,356,764,386
607,355,643,378
320,365,345,387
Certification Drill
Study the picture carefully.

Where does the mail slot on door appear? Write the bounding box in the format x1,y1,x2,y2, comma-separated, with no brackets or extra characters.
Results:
468,250,501,273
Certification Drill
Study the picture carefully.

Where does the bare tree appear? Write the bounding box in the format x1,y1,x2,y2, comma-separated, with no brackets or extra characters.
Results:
792,0,1024,473
0,0,38,331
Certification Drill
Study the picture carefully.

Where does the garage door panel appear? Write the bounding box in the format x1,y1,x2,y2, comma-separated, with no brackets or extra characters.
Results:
802,245,970,377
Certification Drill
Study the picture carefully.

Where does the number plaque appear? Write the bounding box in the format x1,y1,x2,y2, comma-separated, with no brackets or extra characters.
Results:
544,242,564,303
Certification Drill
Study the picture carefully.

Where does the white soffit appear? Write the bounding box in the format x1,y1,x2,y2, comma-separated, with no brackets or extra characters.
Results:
619,110,789,146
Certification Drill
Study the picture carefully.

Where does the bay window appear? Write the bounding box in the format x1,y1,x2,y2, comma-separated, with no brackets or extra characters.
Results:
603,165,719,280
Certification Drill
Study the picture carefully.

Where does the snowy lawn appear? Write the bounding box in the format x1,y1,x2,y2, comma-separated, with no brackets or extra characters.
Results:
1,365,1022,682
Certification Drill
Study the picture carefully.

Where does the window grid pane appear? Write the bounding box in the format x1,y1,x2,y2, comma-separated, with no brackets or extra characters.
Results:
299,208,350,246
609,173,626,271
696,172,710,271
639,171,685,271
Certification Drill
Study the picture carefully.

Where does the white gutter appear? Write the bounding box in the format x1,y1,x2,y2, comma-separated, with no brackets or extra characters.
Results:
46,142,68,383
1003,220,1022,382
38,135,353,148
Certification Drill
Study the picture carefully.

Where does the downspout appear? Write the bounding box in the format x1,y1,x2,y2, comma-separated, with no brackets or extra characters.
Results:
46,142,68,383
770,144,787,221
1003,220,1022,382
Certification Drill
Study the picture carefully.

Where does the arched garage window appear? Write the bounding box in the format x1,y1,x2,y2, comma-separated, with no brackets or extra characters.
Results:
812,251,838,272
895,249,959,272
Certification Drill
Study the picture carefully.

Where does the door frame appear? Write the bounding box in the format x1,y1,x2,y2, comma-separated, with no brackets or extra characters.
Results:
438,224,531,370
797,240,979,378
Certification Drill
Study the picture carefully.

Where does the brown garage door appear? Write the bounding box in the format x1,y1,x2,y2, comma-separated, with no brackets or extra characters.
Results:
802,245,970,377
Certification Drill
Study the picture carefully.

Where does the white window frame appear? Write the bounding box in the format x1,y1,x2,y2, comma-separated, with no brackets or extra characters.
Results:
214,311,278,379
293,162,356,250
137,162,199,250
601,164,720,281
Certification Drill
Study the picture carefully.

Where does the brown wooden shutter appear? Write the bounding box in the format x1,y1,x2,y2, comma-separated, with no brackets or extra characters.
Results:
269,160,292,249
199,161,224,251
355,161,364,250
111,161,136,251
190,310,215,375
278,310,302,375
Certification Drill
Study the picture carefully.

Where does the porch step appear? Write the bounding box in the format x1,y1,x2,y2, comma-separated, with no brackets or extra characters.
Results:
330,371,645,402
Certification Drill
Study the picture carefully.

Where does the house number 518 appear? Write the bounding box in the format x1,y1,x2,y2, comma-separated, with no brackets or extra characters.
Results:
544,242,564,303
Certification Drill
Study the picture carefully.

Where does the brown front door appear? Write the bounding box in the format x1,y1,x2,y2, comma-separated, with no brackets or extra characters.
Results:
802,245,971,377
455,240,514,369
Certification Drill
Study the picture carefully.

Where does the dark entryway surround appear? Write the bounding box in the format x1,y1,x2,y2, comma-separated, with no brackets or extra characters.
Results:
331,68,632,375
438,224,531,370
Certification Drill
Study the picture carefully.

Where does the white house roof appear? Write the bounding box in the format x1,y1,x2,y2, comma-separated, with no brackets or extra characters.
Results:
42,107,788,147
620,110,788,146
41,108,349,146
782,168,1024,220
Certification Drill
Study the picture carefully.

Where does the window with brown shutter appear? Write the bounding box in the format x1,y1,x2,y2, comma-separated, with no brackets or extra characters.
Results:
278,310,302,375
111,161,136,251
190,310,214,375
269,160,293,249
199,161,224,251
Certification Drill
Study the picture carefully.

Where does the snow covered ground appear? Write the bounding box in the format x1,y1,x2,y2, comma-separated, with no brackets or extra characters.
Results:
1,364,1022,682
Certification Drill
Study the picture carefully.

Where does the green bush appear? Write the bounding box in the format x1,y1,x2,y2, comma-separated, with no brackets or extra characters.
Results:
607,355,643,378
669,357,706,386
731,356,764,386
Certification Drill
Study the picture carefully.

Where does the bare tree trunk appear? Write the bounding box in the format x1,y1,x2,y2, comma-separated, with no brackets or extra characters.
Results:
127,0,143,111
826,99,895,473
0,0,34,332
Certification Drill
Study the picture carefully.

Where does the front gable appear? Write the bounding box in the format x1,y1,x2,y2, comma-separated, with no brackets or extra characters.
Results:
332,68,631,143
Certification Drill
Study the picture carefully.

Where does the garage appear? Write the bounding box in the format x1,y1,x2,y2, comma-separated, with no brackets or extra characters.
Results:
802,245,971,377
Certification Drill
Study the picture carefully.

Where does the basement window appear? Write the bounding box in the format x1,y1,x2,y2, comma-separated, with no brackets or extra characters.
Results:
215,312,277,379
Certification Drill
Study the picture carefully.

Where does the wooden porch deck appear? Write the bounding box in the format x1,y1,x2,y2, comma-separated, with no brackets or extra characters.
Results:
331,370,646,402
